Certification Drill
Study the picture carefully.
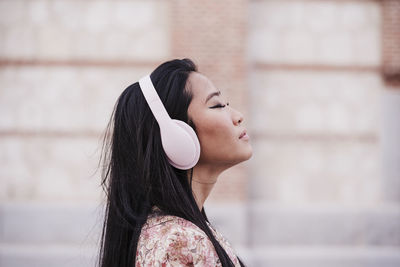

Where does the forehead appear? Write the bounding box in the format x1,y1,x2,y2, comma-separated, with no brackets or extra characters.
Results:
187,72,217,101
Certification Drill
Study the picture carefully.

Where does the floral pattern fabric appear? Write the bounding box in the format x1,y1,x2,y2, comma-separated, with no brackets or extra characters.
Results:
135,208,241,266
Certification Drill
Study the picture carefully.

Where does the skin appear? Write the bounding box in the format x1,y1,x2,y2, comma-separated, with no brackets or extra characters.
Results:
186,72,253,210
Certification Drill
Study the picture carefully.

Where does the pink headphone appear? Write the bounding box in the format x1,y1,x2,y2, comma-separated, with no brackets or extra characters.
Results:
138,75,200,170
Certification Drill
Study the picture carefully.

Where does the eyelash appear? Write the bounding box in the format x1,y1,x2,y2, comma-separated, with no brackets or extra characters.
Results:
211,102,229,109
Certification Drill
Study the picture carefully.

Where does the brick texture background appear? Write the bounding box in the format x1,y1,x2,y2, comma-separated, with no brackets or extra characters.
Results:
170,0,250,202
382,0,400,85
1,0,400,266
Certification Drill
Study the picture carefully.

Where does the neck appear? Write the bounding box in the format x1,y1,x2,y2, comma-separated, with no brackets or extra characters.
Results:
189,163,226,210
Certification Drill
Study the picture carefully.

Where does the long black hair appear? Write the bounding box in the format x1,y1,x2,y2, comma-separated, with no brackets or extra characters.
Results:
97,58,245,267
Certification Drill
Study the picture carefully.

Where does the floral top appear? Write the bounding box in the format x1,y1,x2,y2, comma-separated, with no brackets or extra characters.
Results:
135,207,241,266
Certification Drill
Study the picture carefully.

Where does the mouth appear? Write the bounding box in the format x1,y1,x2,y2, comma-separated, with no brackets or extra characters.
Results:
239,130,247,139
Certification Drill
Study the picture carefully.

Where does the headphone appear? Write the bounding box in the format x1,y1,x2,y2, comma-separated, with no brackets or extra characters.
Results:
138,75,200,170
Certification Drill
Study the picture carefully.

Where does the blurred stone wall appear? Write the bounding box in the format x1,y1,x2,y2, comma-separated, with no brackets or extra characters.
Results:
0,0,169,202
169,0,250,202
245,0,400,266
0,0,171,266
0,0,399,267
249,0,382,204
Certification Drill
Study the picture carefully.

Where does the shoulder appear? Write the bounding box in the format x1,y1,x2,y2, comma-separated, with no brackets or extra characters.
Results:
136,214,220,266
140,213,209,242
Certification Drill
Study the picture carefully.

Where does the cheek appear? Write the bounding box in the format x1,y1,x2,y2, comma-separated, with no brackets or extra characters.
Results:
196,115,230,139
195,116,235,156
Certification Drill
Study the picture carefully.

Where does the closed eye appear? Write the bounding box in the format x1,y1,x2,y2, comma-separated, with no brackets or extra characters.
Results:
210,102,229,109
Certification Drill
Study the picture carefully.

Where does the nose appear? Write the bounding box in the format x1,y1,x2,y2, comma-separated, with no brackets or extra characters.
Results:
233,109,244,126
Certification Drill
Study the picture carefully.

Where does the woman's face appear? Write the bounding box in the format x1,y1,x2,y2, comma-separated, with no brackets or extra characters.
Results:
186,72,253,167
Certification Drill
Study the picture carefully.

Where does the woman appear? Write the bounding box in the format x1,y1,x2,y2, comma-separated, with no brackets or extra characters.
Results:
97,58,252,267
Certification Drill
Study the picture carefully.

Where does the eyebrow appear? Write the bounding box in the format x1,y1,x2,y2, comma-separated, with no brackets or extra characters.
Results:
205,90,221,103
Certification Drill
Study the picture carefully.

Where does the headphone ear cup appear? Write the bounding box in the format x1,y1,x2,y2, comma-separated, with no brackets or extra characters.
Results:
159,119,200,170
172,119,201,166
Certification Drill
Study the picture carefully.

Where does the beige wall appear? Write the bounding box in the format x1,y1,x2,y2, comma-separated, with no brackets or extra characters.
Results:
248,0,384,204
0,0,399,266
0,0,170,202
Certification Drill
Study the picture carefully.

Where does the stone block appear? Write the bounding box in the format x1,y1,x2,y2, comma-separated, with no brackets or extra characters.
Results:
205,203,247,247
0,0,170,60
0,137,103,201
381,89,400,201
0,244,97,267
249,70,382,136
249,139,381,203
239,246,400,267
0,202,103,244
249,203,400,246
0,66,151,132
249,0,381,65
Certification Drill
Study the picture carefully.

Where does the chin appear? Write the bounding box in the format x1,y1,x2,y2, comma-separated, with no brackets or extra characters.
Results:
234,149,253,165
242,144,253,159
243,149,253,161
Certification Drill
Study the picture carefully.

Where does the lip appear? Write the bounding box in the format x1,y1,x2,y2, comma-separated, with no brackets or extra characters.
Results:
239,130,247,139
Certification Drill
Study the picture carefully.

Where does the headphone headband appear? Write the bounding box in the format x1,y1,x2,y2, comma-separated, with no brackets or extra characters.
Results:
138,74,201,170
138,75,171,126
